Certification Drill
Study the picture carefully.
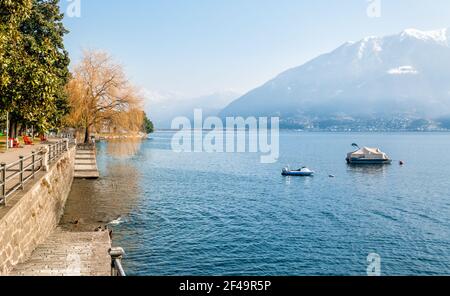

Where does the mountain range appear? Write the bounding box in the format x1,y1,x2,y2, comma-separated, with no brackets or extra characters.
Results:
145,90,240,128
220,28,450,131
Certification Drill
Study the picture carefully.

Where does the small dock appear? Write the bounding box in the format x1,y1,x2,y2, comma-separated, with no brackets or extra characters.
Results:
10,228,111,276
74,144,99,179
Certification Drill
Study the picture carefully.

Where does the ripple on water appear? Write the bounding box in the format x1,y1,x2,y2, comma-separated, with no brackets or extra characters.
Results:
62,134,450,275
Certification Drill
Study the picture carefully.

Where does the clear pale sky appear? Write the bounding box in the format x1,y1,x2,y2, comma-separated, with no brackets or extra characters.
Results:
61,0,450,98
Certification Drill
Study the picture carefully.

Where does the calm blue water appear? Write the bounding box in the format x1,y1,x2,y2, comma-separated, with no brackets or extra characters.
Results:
64,131,450,275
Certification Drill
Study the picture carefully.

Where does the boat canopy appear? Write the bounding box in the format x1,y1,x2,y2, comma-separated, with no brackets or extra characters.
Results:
347,147,389,160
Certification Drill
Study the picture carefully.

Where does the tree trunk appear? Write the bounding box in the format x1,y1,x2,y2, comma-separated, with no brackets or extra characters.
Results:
18,124,25,137
14,122,18,139
8,118,13,139
8,119,17,139
84,126,90,144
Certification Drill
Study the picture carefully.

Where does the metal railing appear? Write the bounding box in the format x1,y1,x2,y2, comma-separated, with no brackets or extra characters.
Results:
0,140,69,206
109,247,126,276
0,150,44,205
48,140,69,164
68,137,77,146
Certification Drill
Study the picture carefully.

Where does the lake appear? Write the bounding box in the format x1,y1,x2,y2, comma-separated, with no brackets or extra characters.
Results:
61,131,450,275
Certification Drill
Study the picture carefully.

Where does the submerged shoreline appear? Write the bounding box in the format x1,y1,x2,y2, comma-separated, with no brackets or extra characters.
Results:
60,139,145,234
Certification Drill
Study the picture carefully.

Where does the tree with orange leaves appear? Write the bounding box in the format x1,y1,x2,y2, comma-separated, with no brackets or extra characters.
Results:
66,50,146,143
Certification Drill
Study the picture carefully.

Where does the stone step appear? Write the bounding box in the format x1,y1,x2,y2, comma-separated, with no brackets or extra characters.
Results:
75,159,97,165
76,155,95,159
74,171,100,179
74,148,99,179
75,164,98,170
10,229,111,276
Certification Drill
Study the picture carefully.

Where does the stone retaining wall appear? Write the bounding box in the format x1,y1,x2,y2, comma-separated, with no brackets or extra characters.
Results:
0,146,76,275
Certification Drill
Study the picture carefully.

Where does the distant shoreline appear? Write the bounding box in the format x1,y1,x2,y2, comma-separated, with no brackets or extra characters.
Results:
154,128,450,133
95,133,149,140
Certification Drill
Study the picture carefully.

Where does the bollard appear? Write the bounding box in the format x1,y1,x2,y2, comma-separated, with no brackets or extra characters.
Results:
109,247,126,276
41,147,49,171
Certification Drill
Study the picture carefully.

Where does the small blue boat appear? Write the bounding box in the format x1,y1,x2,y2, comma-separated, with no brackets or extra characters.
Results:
282,167,315,177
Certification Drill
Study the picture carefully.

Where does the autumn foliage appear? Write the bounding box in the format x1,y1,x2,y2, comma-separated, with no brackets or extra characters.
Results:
65,50,149,143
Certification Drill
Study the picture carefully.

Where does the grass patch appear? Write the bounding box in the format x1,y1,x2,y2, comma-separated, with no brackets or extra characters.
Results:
0,136,6,153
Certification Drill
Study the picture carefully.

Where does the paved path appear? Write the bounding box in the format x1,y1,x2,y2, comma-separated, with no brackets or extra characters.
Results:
10,228,111,276
1,140,60,204
74,149,99,179
0,138,63,164
0,145,46,164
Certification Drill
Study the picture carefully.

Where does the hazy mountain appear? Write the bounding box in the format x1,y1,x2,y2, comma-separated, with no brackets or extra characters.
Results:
220,28,450,130
144,91,240,128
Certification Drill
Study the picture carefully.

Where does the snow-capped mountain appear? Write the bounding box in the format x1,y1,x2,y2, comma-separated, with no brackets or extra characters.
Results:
220,28,450,130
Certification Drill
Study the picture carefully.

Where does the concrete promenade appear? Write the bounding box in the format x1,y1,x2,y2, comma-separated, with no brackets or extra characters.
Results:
10,228,111,276
0,144,47,164
1,141,112,276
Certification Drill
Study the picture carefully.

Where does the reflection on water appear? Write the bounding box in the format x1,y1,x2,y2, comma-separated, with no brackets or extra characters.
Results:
102,139,144,158
347,164,390,175
60,141,143,232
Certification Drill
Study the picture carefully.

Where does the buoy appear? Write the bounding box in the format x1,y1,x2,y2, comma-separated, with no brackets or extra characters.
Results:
399,161,404,166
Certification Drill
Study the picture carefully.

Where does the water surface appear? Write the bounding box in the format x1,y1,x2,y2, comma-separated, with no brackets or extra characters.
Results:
61,132,450,275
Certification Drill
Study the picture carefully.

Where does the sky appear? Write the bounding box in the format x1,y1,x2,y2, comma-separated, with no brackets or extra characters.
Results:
61,0,450,99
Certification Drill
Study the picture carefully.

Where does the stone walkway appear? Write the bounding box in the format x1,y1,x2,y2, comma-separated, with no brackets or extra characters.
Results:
0,139,65,204
0,145,46,164
74,150,99,179
0,138,63,164
10,228,111,276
